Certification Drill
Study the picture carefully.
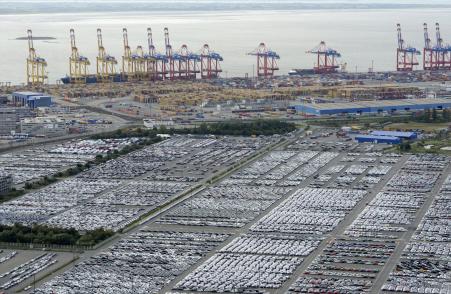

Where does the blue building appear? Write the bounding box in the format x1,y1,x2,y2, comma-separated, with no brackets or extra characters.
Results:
355,135,401,144
12,92,52,109
291,98,451,116
370,130,417,140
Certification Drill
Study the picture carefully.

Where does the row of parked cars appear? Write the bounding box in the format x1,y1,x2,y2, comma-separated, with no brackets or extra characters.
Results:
158,185,288,228
33,231,229,294
383,172,451,293
1,253,57,290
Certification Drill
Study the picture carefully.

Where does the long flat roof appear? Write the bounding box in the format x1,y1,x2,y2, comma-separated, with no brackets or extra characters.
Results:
371,130,416,137
12,91,43,96
355,135,400,140
297,98,451,111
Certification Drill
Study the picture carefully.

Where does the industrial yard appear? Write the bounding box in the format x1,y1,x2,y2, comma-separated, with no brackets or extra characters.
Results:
0,127,448,294
0,3,451,294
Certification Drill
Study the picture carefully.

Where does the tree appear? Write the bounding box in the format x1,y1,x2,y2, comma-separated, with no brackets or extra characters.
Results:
432,108,438,122
399,142,411,152
422,109,431,122
443,108,450,122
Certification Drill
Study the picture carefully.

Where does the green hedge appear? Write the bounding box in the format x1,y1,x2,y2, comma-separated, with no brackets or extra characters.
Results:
164,120,296,136
0,224,114,246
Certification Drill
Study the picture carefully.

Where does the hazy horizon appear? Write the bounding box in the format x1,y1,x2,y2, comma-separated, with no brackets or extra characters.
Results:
1,0,451,84
1,0,451,15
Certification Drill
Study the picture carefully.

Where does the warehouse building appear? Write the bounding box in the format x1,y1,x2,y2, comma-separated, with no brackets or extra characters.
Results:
291,98,451,116
355,135,401,144
370,130,417,140
0,108,17,135
0,95,8,105
0,107,35,135
0,173,13,195
12,92,52,109
20,117,68,137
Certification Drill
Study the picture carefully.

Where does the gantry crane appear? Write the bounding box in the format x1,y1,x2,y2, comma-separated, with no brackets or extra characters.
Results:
122,28,147,81
396,24,420,72
424,23,451,71
176,45,200,79
164,28,177,80
200,44,223,79
121,28,134,80
147,27,168,80
69,29,90,83
145,28,157,80
435,23,445,69
248,43,280,78
307,41,341,74
434,23,451,70
133,45,147,80
423,23,433,70
26,29,47,86
96,28,118,82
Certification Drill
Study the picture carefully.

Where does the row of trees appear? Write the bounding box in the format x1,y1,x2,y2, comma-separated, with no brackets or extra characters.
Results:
160,120,296,136
91,127,160,140
0,224,114,246
414,108,451,123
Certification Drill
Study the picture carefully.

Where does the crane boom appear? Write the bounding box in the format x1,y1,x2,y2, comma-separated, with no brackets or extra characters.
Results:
97,28,104,58
435,22,443,48
164,27,172,56
424,23,431,49
397,23,404,50
26,29,47,85
147,27,155,56
27,29,35,58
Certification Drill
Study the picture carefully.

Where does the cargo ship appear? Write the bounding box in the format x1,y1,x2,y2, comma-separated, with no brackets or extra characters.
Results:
288,69,316,76
60,74,126,84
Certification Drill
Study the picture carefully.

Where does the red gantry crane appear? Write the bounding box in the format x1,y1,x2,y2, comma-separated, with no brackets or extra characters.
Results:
396,24,420,72
307,41,341,74
433,23,451,70
248,43,280,78
200,44,223,79
423,23,434,70
175,45,200,80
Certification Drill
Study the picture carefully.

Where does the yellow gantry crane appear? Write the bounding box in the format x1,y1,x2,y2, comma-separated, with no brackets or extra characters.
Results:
134,45,147,80
96,28,118,82
122,28,147,81
26,29,47,86
122,28,133,80
146,27,157,80
69,29,90,83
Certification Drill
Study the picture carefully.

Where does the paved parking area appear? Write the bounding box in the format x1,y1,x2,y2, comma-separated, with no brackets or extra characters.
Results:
0,138,139,185
1,129,449,294
0,249,74,292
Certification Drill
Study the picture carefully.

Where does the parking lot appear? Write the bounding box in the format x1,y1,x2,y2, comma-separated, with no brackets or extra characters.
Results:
0,129,449,294
0,135,275,293
0,138,145,186
0,250,74,292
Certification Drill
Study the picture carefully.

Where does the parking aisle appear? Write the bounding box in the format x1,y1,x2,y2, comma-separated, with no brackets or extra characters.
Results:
279,154,409,294
1,135,277,293
374,159,451,293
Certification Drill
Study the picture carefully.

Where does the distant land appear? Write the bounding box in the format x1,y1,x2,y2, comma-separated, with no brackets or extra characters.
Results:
15,36,56,41
1,0,451,15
